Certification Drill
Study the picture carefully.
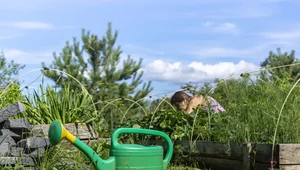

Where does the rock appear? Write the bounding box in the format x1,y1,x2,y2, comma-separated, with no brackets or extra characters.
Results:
0,157,35,166
0,129,21,140
0,143,10,156
28,147,45,158
10,146,24,157
0,102,25,123
6,119,31,132
17,137,50,149
0,134,16,147
0,120,10,129
23,129,45,138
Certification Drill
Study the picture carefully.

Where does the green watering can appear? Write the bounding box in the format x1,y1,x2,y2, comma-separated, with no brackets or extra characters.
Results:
48,120,174,170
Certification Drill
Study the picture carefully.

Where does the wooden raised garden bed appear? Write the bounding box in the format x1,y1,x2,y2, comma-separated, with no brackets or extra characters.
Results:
32,122,99,142
134,140,299,170
32,123,300,170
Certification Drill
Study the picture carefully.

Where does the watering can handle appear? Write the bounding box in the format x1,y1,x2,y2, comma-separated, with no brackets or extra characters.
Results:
111,128,173,170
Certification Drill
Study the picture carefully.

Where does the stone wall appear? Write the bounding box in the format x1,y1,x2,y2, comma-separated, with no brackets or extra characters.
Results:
0,102,50,169
0,102,100,169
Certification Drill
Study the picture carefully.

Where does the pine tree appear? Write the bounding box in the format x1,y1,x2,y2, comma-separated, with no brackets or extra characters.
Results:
42,23,153,131
260,48,300,81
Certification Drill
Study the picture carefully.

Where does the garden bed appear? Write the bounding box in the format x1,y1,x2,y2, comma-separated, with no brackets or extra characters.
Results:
130,139,300,170
26,122,300,170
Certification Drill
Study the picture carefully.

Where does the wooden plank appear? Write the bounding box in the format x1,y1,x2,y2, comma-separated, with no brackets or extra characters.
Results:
253,162,274,170
172,153,274,170
280,165,300,170
193,156,243,170
132,140,280,169
31,123,98,140
133,140,244,160
132,140,248,160
243,143,253,170
279,144,300,164
65,123,98,139
254,143,279,164
183,141,243,160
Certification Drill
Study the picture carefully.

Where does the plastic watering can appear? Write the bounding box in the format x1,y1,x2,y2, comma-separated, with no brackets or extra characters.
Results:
48,120,174,170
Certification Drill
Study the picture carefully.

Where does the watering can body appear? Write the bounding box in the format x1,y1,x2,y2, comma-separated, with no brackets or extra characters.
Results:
110,128,173,170
111,144,163,169
48,120,173,170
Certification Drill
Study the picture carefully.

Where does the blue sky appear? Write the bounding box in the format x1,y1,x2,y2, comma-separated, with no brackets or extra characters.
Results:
1,0,300,98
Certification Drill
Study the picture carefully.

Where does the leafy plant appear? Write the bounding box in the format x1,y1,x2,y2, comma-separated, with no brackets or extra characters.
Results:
260,48,300,81
90,140,111,160
34,143,95,170
0,84,23,109
121,108,226,142
122,74,300,144
0,51,25,88
20,85,97,125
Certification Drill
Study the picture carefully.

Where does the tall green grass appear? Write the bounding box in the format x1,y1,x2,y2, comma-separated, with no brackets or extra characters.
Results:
211,76,300,144
19,85,97,125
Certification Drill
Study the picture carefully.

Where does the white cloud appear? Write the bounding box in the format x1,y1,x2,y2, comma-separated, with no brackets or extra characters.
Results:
215,23,237,32
202,22,239,34
3,49,53,64
177,22,239,35
263,30,300,41
0,21,55,30
0,34,22,40
142,59,260,84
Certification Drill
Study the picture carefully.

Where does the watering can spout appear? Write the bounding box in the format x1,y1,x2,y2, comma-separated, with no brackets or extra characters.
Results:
48,120,115,170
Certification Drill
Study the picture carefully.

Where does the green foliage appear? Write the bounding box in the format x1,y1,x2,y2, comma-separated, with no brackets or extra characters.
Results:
122,107,232,143
20,85,96,125
212,76,300,144
148,97,175,113
42,23,152,131
0,84,23,109
260,48,300,81
122,110,192,140
9,141,196,170
0,51,25,88
34,144,96,170
90,140,111,160
123,74,300,144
